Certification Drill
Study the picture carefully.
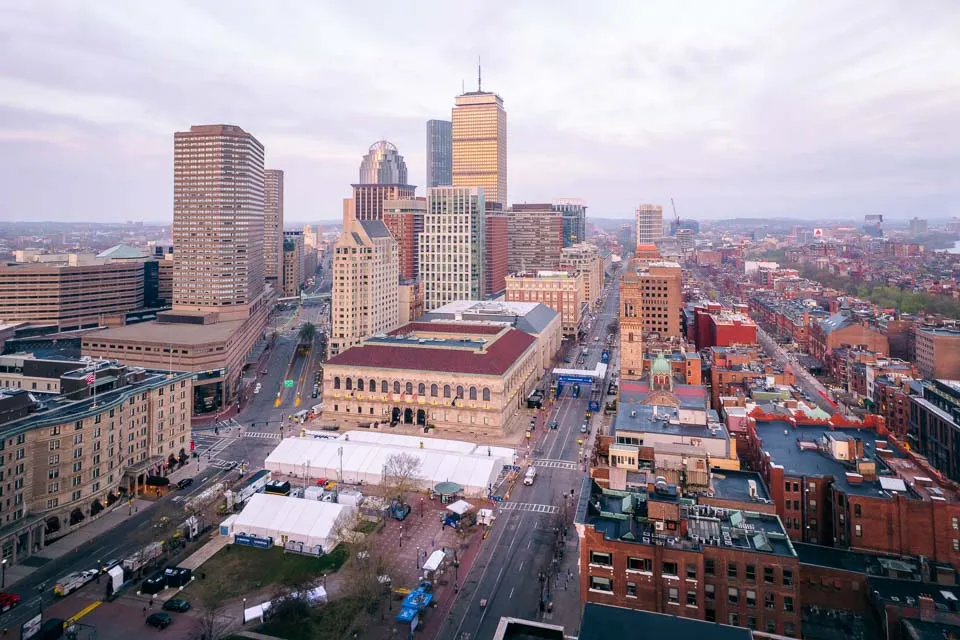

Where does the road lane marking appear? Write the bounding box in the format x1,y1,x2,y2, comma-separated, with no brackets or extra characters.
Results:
67,601,101,624
509,587,514,599
518,560,524,573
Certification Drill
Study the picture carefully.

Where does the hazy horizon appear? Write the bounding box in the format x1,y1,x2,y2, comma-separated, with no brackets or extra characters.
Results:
1,1,958,223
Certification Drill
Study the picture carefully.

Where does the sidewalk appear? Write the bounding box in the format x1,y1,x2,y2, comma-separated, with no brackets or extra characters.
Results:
5,498,154,588
178,533,230,571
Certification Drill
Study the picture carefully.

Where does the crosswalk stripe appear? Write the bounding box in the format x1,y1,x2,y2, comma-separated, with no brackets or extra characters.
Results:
500,502,559,514
243,432,281,439
531,459,578,470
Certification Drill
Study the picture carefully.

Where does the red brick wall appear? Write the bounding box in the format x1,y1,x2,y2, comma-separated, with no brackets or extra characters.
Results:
580,525,801,635
711,318,758,349
798,565,869,614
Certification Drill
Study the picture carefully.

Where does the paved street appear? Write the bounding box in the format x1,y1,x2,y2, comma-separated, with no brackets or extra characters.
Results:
444,271,620,639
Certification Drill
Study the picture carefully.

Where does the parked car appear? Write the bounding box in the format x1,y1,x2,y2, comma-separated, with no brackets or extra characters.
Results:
176,478,193,490
146,612,173,629
549,420,559,430
162,599,191,613
580,424,588,434
260,369,268,375
0,592,20,613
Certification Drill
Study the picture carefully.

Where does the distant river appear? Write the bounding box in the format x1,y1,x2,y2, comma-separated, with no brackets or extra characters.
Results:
949,240,960,254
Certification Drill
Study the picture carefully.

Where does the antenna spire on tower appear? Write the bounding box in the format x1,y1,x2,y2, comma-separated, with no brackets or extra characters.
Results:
478,56,482,92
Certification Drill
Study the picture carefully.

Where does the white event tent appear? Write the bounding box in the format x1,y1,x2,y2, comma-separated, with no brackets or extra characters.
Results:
231,493,352,552
264,432,515,497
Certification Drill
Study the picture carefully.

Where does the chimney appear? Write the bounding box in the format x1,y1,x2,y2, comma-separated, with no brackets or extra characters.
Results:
918,594,936,621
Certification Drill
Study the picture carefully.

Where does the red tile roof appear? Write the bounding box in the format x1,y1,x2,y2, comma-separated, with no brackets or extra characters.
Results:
388,322,503,336
327,328,536,375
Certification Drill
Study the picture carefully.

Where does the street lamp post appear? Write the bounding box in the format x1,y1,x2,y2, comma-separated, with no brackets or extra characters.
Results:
1,558,6,588
242,597,246,621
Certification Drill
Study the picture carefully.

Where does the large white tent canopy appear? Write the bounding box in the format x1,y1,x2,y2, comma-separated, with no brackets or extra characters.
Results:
264,432,515,497
231,493,351,552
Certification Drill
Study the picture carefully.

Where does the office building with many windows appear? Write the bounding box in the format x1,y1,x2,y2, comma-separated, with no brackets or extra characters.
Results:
426,119,452,188
420,187,487,312
452,90,507,206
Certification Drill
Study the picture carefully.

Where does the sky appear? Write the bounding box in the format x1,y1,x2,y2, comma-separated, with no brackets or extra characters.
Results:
1,1,959,224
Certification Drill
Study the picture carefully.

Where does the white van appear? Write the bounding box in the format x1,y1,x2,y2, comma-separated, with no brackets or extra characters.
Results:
523,466,537,486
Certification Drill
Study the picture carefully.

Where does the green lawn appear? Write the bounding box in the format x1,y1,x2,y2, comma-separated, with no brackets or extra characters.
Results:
262,596,372,640
183,544,348,600
354,519,378,534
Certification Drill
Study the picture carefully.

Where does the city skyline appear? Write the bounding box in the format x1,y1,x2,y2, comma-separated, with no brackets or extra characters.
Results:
1,1,958,223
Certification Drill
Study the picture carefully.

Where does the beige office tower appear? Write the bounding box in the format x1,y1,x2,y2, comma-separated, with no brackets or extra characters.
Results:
264,169,284,290
635,204,663,247
420,187,486,312
173,124,265,319
329,215,399,358
452,87,507,207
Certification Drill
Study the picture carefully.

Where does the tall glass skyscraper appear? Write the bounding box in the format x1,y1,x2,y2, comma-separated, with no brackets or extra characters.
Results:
452,90,507,206
426,120,452,188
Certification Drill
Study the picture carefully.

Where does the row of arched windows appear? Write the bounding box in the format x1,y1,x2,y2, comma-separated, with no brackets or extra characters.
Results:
331,376,490,401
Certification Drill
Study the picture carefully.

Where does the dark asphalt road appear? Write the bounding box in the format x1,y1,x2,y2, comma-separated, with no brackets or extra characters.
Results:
446,271,621,639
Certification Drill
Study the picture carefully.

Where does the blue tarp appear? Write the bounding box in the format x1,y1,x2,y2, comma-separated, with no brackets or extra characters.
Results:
402,589,433,610
395,606,419,623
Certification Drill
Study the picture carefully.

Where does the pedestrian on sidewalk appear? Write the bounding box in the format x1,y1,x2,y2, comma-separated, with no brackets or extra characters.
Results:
142,606,147,617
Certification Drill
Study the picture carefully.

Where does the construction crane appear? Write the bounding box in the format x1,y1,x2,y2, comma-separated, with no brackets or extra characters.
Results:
670,198,680,234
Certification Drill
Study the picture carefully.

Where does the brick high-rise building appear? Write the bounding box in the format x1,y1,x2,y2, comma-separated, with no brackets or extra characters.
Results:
282,231,303,298
426,119,452,188
383,198,426,282
619,260,682,377
420,187,486,312
485,212,508,297
506,204,564,273
559,243,604,309
263,169,284,290
452,83,507,206
635,204,663,247
329,216,399,358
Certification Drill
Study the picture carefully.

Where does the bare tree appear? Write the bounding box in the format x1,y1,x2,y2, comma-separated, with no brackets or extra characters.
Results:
382,452,423,503
191,582,231,640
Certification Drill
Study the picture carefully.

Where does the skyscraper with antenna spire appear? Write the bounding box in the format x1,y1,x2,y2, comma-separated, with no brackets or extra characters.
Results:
451,63,507,206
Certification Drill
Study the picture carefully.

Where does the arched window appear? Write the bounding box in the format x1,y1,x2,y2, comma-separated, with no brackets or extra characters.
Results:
456,385,464,399
431,384,438,397
405,382,413,395
334,376,341,390
345,378,353,391
357,378,364,391
469,386,477,401
482,387,491,401
443,385,451,398
381,380,388,393
369,379,376,393
393,381,401,394
418,383,426,396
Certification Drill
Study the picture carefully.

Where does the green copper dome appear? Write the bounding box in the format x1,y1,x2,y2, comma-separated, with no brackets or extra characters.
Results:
650,352,671,377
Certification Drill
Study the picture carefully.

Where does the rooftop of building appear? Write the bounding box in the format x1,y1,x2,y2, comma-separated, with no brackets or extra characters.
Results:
619,379,710,411
575,477,796,558
917,327,960,337
84,317,245,346
422,301,559,336
709,469,773,505
613,403,727,441
326,325,536,376
0,366,191,436
491,617,565,640
867,576,960,612
507,270,577,279
901,619,960,640
795,543,922,579
579,604,751,640
755,419,959,501
95,244,148,260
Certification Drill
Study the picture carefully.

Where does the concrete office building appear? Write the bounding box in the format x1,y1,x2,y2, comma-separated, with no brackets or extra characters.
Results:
282,231,304,298
0,249,154,329
426,119,452,188
0,359,192,571
505,271,585,337
506,205,565,273
350,141,415,221
420,187,486,312
264,169,284,290
382,198,426,282
83,124,273,414
635,204,664,247
452,84,507,206
560,243,604,309
329,217,399,358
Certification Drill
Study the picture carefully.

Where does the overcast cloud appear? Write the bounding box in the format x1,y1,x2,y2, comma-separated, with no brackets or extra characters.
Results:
1,1,958,223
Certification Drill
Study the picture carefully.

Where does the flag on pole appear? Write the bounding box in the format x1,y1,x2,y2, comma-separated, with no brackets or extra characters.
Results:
85,373,95,385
